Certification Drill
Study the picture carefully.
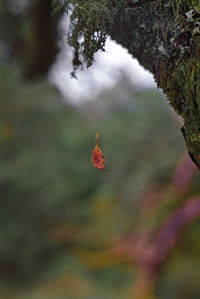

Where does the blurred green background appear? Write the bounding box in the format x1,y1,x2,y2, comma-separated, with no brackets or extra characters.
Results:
1,1,200,299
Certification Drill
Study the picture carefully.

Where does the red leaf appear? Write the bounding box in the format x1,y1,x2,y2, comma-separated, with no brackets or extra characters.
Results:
91,132,105,172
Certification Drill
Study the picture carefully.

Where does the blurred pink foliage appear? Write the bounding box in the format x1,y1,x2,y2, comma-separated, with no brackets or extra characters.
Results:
111,152,200,298
172,152,197,193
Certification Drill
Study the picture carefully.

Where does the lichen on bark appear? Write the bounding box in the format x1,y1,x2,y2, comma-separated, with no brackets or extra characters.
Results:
53,0,200,168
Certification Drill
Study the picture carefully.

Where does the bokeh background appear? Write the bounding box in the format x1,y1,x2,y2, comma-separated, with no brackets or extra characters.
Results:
1,1,200,299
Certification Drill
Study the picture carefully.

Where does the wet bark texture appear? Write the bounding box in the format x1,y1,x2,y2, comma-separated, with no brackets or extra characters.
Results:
108,0,200,168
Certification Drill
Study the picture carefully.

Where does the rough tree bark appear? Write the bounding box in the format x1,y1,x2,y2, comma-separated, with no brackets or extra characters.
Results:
108,0,200,169
56,0,200,169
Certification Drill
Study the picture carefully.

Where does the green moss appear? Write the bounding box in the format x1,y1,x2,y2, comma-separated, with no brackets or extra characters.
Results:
156,4,200,164
53,0,127,75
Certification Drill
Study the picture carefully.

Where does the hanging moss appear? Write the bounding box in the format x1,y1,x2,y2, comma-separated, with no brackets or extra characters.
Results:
53,0,127,76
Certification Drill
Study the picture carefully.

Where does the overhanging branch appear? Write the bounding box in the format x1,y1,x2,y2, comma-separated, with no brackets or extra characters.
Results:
54,0,200,168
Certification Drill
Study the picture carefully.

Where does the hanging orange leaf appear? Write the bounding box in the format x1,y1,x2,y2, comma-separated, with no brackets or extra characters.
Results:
91,132,105,172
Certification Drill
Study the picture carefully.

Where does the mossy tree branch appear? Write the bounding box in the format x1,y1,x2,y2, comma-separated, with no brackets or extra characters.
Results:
53,0,200,168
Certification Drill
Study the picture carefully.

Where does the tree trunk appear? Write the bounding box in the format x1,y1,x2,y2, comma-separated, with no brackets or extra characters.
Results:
22,0,58,79
107,0,200,168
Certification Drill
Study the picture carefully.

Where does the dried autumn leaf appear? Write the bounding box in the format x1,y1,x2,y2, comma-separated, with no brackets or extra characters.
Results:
91,132,105,172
